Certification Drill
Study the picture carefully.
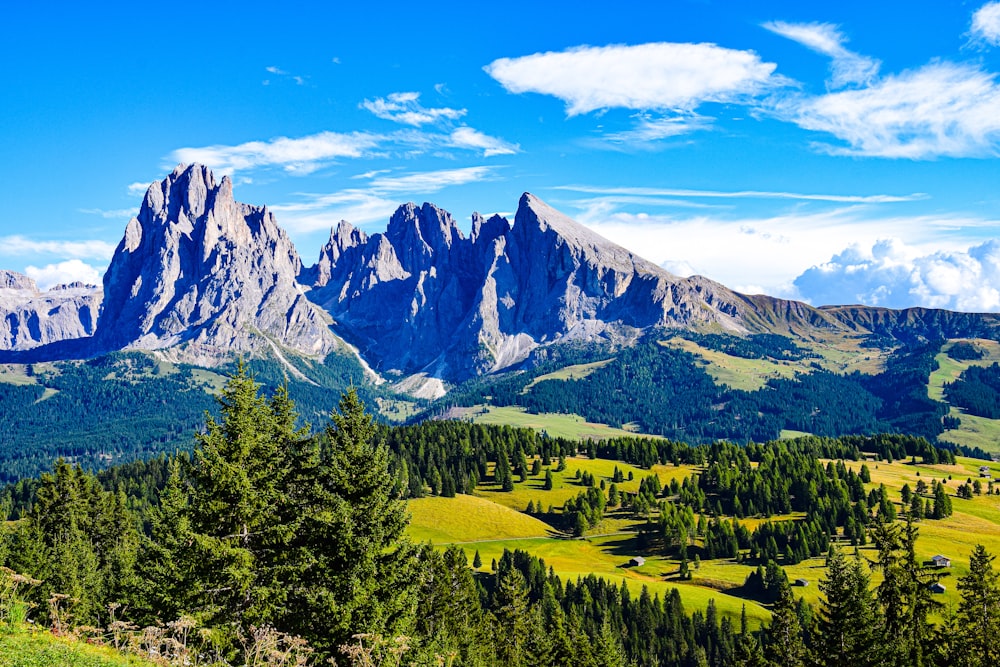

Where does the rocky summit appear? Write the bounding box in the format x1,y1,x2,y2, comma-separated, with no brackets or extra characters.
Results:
94,164,340,365
0,271,101,350
3,164,999,385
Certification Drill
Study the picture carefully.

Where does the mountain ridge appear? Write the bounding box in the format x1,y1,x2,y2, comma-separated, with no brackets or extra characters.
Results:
1,164,998,390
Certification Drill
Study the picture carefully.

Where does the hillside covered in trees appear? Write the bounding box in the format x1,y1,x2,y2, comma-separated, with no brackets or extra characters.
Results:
3,369,1000,666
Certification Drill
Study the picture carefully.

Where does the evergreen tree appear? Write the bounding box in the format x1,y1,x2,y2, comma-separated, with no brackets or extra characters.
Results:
764,581,806,667
953,545,1000,667
816,547,874,667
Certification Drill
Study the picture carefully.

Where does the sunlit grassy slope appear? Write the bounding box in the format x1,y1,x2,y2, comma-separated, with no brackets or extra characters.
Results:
407,453,1000,628
931,339,1000,453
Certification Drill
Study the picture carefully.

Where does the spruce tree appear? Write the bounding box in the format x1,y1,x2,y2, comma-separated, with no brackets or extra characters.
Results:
764,582,806,667
954,545,1000,666
816,547,874,667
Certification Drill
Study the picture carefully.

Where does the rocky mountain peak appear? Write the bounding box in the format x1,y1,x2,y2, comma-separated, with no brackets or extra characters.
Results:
0,270,38,291
95,163,338,363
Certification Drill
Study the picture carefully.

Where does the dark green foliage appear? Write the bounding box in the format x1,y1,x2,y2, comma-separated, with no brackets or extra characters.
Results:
676,332,812,361
945,363,1000,419
948,342,986,361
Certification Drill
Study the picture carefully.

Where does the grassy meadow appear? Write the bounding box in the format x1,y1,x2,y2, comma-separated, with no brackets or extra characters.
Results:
406,452,1000,628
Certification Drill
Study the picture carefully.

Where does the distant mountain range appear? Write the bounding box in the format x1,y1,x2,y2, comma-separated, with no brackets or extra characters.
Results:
1,163,998,394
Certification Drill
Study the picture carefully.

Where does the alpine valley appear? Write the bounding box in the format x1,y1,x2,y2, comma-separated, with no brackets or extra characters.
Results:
2,163,999,480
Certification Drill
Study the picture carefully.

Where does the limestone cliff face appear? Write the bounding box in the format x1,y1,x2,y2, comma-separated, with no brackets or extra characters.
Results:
94,164,338,363
0,272,101,350
305,193,796,380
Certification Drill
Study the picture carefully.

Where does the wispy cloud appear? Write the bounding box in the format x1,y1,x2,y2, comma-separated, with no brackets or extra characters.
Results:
0,236,116,260
971,2,1000,46
25,259,103,290
170,125,518,176
78,207,138,219
448,127,519,156
127,181,151,196
361,92,466,126
485,42,778,115
795,238,1000,311
763,21,880,87
273,166,498,232
555,184,925,204
770,62,1000,158
603,114,714,144
264,65,306,86
170,131,382,175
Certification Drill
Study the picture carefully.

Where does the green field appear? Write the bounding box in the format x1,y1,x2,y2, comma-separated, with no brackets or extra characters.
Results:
407,452,1000,628
930,339,1000,453
463,405,646,439
523,359,614,391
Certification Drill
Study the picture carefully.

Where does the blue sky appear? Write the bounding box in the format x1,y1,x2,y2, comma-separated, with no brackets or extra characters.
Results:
5,1,1000,311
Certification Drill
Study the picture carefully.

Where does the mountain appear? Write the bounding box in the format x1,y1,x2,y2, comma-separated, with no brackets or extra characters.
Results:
0,271,100,350
3,163,1000,386
93,164,341,365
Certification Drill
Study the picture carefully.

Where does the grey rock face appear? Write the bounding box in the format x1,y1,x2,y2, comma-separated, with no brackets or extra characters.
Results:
0,271,101,350
305,192,794,381
95,164,338,363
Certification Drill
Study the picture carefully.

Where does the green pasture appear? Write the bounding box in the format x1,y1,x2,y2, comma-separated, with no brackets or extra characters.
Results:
467,405,647,439
659,338,803,391
0,627,156,667
930,339,1000,453
522,359,614,391
408,452,1000,629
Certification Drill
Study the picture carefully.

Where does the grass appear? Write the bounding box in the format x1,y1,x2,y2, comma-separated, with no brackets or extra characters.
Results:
522,359,614,391
0,364,37,386
375,398,422,423
0,627,156,667
464,405,647,439
408,450,1000,629
659,338,803,391
928,340,1000,454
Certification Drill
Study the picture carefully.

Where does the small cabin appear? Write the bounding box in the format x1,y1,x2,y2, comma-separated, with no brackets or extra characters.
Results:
794,578,809,587
929,582,946,594
629,556,646,567
931,555,951,568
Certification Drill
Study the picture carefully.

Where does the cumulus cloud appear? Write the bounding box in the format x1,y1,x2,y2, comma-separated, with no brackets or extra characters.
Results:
447,127,519,156
972,2,1000,46
794,239,1000,311
771,62,1000,158
361,92,466,126
485,42,777,115
25,259,104,290
0,236,116,260
763,21,880,87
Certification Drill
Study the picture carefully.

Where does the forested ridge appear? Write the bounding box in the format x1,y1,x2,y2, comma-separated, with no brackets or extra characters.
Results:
3,369,1000,666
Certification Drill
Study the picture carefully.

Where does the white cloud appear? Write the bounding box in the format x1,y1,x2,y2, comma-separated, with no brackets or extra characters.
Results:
485,42,777,115
78,207,138,219
361,92,466,126
0,236,116,260
447,127,519,156
127,181,151,196
763,21,880,87
272,166,497,233
794,239,1000,311
369,166,497,193
556,184,924,204
972,2,1000,46
170,131,382,175
25,260,103,290
603,114,714,144
568,197,993,301
169,126,518,176
771,62,1000,158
